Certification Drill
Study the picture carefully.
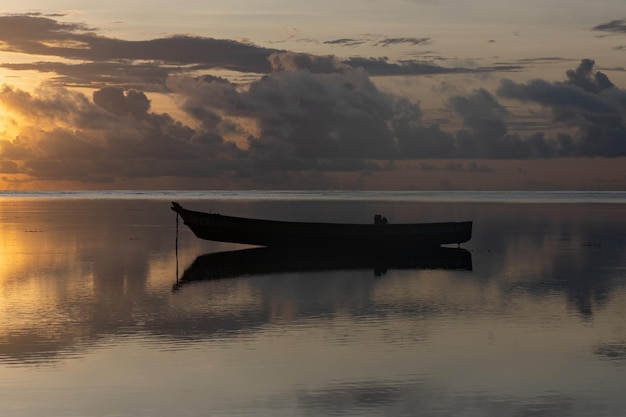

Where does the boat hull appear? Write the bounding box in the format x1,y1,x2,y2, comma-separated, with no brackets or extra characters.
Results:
171,202,472,248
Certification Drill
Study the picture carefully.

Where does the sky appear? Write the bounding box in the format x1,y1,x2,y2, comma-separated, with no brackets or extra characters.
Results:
0,2,625,190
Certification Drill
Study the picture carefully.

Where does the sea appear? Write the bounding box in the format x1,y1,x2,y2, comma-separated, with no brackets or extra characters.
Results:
0,191,625,417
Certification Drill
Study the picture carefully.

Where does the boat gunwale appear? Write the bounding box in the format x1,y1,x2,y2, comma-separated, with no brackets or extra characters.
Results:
171,202,472,229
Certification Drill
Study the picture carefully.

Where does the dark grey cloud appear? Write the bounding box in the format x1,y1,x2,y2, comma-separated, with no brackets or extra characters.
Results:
375,37,431,47
0,14,521,86
449,89,509,157
0,14,278,73
169,69,571,162
344,57,521,76
497,60,620,116
592,19,626,34
0,13,94,45
267,52,345,73
169,68,400,162
498,78,616,114
498,59,626,157
323,38,366,47
0,61,173,91
92,87,151,119
323,36,430,48
447,89,559,158
402,60,625,160
267,53,522,76
494,57,573,67
565,58,614,92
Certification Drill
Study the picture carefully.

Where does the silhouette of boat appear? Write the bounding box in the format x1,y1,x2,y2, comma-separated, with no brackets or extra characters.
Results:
174,246,472,290
171,202,472,248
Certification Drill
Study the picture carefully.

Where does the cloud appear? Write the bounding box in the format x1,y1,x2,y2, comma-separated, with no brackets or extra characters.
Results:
0,84,243,182
592,19,626,34
447,89,559,158
498,78,615,114
169,68,571,162
0,61,173,91
495,57,573,66
498,59,626,157
3,58,624,186
0,160,19,173
448,89,509,156
375,37,431,47
565,58,614,93
92,87,151,119
0,66,484,184
0,14,278,74
323,38,367,47
267,51,345,73
0,13,625,186
344,57,521,76
267,53,522,77
324,36,431,48
169,68,401,161
0,14,521,88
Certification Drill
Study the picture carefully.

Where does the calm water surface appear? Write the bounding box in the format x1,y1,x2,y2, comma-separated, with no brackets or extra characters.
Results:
0,192,625,416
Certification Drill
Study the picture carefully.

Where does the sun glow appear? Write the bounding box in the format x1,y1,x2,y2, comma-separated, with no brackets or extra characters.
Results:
0,97,24,187
0,100,20,139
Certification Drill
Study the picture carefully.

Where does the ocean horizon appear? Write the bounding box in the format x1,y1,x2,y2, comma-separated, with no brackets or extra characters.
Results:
2,189,626,204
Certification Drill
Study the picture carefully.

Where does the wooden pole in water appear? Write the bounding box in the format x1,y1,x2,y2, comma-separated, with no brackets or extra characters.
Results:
175,211,179,283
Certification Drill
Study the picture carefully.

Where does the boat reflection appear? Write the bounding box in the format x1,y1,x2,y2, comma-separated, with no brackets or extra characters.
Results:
174,246,472,290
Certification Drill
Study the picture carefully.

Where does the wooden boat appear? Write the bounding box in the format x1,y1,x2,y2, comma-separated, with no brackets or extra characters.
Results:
174,246,472,290
171,201,472,248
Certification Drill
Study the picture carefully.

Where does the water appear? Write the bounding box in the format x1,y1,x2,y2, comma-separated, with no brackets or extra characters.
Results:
0,192,625,416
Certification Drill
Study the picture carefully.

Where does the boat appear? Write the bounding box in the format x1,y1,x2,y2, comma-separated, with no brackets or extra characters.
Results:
174,246,472,290
171,201,472,248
